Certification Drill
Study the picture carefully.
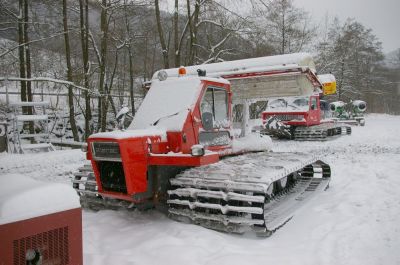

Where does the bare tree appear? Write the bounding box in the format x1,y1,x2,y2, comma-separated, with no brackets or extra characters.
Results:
186,0,201,65
79,0,92,139
194,2,245,63
62,0,79,141
17,0,27,106
15,0,34,135
393,49,400,68
23,0,32,107
123,0,136,115
155,0,169,68
252,0,315,54
173,0,180,67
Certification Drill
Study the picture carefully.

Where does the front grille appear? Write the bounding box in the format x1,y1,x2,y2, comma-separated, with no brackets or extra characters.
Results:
199,131,231,146
92,142,120,161
98,161,127,193
272,114,304,121
13,227,69,265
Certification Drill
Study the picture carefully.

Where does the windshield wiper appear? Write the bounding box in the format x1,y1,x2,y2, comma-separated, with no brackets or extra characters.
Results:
151,108,189,126
287,103,299,109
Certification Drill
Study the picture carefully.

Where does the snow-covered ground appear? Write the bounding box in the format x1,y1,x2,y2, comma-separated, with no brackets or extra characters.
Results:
1,114,399,265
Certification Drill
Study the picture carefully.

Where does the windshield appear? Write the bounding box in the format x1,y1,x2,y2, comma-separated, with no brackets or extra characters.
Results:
129,78,202,131
267,96,310,111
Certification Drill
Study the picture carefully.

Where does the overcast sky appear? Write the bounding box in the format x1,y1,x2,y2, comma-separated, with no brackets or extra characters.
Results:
163,0,400,53
294,0,400,53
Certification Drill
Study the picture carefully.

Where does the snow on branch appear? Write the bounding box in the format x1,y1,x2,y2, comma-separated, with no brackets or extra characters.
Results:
0,76,99,96
196,19,225,28
0,30,76,58
88,30,102,65
210,32,232,53
202,48,235,64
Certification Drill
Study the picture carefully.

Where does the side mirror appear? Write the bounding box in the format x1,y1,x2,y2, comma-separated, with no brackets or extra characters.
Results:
201,112,214,131
116,106,130,120
116,106,130,130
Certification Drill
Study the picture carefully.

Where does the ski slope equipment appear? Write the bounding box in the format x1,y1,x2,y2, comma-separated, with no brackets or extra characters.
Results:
330,100,366,126
73,71,331,236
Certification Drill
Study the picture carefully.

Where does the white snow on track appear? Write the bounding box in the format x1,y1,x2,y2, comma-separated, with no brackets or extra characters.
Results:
1,114,399,265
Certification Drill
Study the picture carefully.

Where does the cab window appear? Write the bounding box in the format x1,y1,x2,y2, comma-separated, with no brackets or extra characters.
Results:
310,97,318,110
201,87,228,127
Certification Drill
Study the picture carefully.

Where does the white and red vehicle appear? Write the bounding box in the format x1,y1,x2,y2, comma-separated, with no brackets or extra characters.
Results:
73,69,331,236
260,72,351,141
262,94,352,140
153,53,351,141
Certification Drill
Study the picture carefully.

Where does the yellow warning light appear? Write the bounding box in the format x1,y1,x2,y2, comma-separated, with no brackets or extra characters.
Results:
323,81,337,95
318,74,337,95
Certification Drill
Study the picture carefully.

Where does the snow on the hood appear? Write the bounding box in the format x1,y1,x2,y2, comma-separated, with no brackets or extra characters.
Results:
90,128,167,141
153,53,316,80
129,77,203,132
200,77,230,85
0,174,80,225
232,133,273,153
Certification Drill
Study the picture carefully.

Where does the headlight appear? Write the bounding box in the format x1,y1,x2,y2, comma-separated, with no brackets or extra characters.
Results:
191,145,205,156
81,143,88,152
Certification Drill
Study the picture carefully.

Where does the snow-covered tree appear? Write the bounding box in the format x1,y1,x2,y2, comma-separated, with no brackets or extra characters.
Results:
250,0,315,55
315,18,384,101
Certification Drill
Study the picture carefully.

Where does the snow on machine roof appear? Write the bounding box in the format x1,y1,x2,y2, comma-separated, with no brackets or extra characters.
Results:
317,74,336,84
0,174,80,225
152,53,316,80
151,53,320,101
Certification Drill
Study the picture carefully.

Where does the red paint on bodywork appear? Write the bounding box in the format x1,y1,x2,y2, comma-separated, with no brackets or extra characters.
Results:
0,208,83,265
148,152,219,166
262,95,322,127
87,79,233,202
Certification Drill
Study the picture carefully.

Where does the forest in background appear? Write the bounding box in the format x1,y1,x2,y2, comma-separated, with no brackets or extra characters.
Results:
0,0,399,141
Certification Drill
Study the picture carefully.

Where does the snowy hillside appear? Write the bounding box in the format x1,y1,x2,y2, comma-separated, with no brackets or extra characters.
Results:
0,114,399,265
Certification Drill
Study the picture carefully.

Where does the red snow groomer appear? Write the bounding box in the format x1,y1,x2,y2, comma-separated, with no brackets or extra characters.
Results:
262,93,352,140
261,71,352,140
73,64,331,236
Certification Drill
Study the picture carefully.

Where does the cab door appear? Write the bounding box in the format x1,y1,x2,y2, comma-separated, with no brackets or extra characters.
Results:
308,95,321,125
199,86,232,149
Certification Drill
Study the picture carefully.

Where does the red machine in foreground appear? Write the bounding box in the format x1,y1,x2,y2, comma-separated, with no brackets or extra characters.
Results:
73,70,331,236
0,175,82,265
